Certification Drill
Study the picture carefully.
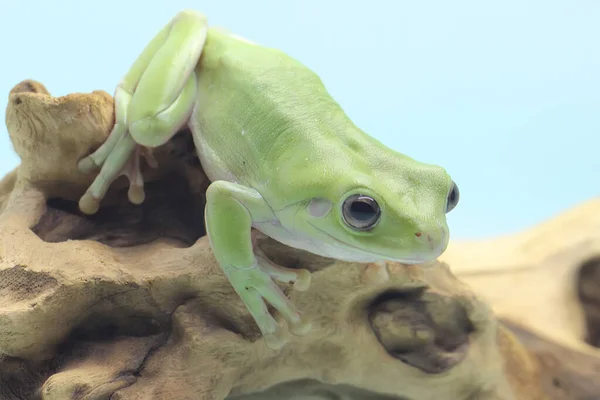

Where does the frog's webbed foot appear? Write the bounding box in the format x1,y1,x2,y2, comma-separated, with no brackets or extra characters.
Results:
227,264,312,350
254,247,312,338
234,245,312,350
78,130,158,214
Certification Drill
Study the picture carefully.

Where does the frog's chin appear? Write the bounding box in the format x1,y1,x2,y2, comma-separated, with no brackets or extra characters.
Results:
386,239,448,265
311,243,438,265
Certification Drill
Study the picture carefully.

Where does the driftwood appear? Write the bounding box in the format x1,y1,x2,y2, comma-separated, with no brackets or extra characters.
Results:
0,80,597,399
440,197,600,399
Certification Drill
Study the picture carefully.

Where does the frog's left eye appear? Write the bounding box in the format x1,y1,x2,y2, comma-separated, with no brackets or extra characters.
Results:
342,194,381,231
445,181,460,213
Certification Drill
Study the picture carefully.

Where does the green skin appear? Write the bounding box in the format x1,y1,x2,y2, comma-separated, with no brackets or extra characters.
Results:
77,10,460,349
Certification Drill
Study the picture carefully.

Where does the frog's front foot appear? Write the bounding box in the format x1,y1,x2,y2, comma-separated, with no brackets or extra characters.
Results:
206,182,314,350
78,129,157,215
252,233,312,292
227,263,312,350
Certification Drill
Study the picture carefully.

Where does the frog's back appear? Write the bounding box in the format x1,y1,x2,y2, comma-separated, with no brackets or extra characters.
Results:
192,31,349,174
190,28,406,208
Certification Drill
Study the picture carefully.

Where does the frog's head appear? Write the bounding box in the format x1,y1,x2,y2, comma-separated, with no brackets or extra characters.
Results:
298,162,459,264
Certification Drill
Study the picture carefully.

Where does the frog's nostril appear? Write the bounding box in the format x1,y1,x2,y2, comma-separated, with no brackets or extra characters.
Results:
415,232,433,242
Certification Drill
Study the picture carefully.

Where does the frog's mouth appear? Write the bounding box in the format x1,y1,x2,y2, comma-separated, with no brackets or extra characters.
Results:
306,222,432,265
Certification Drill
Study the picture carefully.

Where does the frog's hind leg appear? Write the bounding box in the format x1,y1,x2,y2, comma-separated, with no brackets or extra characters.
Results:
78,10,208,214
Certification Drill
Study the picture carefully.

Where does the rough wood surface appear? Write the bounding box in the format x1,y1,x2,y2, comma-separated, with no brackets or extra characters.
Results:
438,200,600,399
0,80,597,399
440,197,600,357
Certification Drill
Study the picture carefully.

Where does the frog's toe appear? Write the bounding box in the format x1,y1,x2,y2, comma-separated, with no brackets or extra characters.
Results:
263,333,285,350
234,283,280,338
78,156,100,174
254,278,301,323
79,192,100,215
123,148,147,205
289,317,312,337
253,277,314,337
128,184,145,205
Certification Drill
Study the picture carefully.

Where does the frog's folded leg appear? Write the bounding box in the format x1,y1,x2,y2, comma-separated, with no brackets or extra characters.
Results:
78,10,207,214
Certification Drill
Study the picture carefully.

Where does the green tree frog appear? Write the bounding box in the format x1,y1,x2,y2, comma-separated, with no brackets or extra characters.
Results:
77,10,460,349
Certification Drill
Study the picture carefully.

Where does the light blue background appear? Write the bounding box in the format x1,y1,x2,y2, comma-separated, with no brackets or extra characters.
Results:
1,0,598,239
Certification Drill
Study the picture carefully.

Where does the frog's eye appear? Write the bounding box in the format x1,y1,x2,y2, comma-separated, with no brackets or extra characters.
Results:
445,181,460,213
342,194,381,231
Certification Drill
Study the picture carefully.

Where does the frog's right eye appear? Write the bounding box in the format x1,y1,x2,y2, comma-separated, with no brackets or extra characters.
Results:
342,194,381,231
